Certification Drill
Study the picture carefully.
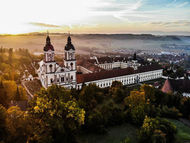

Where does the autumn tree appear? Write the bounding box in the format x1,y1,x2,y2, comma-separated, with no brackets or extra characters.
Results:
28,85,85,143
0,104,7,142
8,48,13,65
139,117,177,143
0,81,9,108
6,106,29,143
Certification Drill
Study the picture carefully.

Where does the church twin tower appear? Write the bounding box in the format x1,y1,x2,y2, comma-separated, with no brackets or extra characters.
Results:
38,34,77,88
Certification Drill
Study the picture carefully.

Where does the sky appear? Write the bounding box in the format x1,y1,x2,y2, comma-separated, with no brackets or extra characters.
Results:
0,0,190,35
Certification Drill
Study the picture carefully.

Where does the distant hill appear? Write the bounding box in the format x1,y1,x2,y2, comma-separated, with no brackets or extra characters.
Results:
0,33,190,54
6,33,185,41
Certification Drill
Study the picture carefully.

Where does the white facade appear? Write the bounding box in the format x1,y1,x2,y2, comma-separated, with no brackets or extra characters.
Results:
38,35,77,89
76,69,163,89
95,59,141,70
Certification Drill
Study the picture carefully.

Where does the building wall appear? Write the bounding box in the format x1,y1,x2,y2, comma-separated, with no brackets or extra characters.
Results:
97,60,140,70
76,69,163,89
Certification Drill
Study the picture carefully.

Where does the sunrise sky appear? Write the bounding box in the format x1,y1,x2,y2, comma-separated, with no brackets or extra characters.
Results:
0,0,190,35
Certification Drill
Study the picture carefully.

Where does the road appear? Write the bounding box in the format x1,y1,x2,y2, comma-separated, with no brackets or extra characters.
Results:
21,80,34,100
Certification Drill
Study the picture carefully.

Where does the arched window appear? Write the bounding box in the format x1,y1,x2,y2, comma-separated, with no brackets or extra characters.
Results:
70,63,73,70
49,64,53,72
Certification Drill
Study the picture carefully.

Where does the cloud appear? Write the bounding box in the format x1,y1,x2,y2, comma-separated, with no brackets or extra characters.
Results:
89,0,143,21
150,20,190,27
176,1,189,8
29,22,61,28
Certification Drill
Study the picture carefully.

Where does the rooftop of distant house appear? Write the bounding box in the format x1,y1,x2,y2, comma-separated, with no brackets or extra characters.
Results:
162,78,190,94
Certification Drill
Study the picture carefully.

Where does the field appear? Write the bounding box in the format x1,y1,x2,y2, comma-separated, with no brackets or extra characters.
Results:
168,119,190,143
78,119,190,143
78,123,138,143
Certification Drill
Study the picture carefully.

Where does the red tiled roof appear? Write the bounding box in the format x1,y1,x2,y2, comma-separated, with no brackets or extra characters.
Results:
162,79,173,93
77,64,162,83
78,60,105,73
162,79,190,93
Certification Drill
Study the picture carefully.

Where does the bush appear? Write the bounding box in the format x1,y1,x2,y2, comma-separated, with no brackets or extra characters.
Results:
120,137,131,143
139,117,177,143
161,106,182,119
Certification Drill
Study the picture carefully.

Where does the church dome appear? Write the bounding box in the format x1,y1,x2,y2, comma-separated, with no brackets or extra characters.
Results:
44,35,54,51
65,36,75,51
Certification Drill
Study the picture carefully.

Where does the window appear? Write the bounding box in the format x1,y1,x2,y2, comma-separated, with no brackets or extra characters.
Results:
71,75,73,80
49,64,53,72
61,77,64,82
70,63,73,70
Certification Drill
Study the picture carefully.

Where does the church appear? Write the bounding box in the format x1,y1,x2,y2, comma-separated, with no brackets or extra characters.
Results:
37,35,163,89
37,35,77,89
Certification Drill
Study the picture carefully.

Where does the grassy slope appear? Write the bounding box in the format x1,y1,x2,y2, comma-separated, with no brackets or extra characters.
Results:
78,119,190,143
168,119,190,143
78,123,138,143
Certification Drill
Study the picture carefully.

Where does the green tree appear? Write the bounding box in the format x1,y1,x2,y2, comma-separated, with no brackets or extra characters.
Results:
109,81,125,103
78,83,104,112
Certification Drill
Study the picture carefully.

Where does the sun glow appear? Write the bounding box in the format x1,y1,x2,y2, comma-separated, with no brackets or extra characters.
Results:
0,0,94,34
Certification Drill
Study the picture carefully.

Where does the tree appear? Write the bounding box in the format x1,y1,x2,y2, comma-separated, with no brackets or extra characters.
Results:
139,117,176,143
141,84,155,103
14,86,20,101
6,106,29,143
8,48,13,65
28,85,85,143
0,104,7,142
109,81,125,103
78,83,104,112
0,81,9,108
180,97,190,119
124,90,146,125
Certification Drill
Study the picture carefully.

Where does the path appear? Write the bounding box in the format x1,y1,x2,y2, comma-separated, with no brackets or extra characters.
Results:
21,80,34,100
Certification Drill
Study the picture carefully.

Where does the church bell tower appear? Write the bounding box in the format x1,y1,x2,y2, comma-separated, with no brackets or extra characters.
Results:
64,35,76,71
43,34,56,73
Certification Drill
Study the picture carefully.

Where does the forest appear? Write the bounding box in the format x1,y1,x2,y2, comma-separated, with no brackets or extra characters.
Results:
0,82,190,143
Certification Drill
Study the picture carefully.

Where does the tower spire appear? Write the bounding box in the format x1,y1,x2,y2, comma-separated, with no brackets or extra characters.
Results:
44,31,54,51
67,31,71,44
46,31,50,44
